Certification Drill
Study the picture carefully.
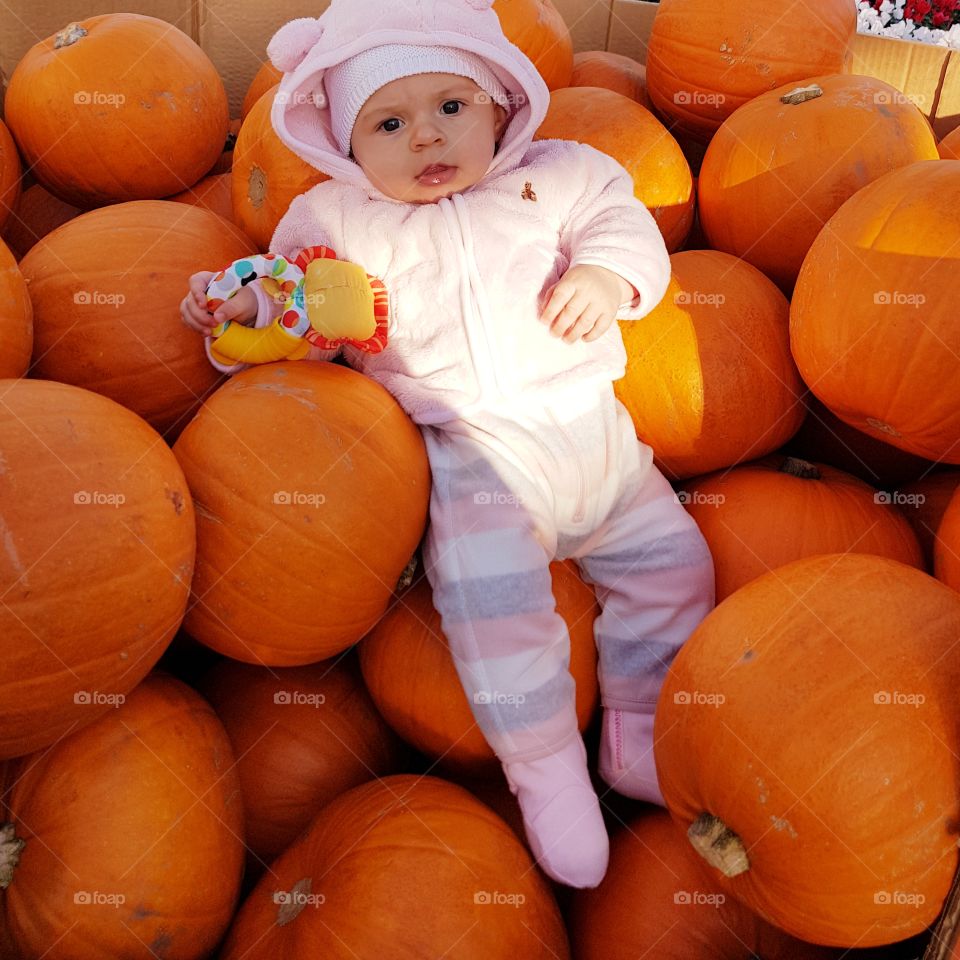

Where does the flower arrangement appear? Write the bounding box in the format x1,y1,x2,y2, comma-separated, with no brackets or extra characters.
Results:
857,0,960,47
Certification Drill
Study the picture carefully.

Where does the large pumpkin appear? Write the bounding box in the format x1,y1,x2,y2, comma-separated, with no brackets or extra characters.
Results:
201,656,406,865
173,361,430,665
535,86,694,251
899,471,960,572
569,810,842,959
0,119,21,234
219,775,570,958
656,553,960,946
233,85,329,251
243,62,283,121
645,0,856,142
790,160,960,463
0,183,80,261
0,674,244,959
359,559,600,772
21,200,254,441
679,456,923,601
0,379,195,759
5,14,228,207
935,487,960,594
0,238,32,377
616,249,805,479
699,75,940,294
570,51,650,108
493,0,573,90
939,125,960,161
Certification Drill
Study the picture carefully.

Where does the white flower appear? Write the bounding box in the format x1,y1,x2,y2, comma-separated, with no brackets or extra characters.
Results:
855,0,960,49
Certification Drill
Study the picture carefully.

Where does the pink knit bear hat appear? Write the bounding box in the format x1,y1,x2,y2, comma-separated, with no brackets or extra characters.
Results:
323,44,512,155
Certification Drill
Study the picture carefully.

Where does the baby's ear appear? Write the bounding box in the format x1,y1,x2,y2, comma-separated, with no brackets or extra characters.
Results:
267,17,325,73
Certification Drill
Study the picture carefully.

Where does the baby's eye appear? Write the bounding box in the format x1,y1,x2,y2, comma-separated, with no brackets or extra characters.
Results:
442,100,465,114
379,118,402,133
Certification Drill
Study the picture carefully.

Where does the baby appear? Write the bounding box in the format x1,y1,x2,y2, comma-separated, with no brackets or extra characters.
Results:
180,0,714,889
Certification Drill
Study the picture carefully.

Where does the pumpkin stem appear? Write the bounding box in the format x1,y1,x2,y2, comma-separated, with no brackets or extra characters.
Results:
688,813,750,878
0,823,25,890
248,166,267,210
780,84,823,105
779,456,821,480
54,22,88,49
396,555,418,593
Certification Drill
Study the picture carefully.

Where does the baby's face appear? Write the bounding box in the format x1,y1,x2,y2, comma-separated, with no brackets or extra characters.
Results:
350,72,509,204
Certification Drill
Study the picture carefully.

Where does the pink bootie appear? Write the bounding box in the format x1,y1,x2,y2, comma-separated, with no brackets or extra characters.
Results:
597,708,665,806
501,734,609,888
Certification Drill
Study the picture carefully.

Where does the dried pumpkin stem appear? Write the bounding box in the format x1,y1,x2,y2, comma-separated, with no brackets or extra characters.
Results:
54,22,87,49
688,812,750,878
779,456,821,480
780,84,823,105
0,823,25,890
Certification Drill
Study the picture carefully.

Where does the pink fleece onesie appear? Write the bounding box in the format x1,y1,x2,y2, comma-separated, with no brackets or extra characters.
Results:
206,0,714,776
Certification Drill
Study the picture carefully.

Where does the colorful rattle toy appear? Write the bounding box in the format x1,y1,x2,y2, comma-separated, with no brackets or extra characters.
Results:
205,245,388,367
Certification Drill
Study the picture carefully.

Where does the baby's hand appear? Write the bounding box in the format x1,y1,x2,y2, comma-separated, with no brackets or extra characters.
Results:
539,264,637,344
179,271,258,336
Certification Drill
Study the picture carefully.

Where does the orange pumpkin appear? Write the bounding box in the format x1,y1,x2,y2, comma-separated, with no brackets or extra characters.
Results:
233,85,330,251
570,810,842,959
0,183,80,261
21,200,254,441
5,14,228,206
169,172,234,223
359,559,600,772
656,553,960,946
201,656,406,865
939,125,960,160
783,393,934,492
535,86,694,251
0,238,32,377
699,75,940,294
616,250,805,480
0,119,21,234
935,488,960,594
645,0,856,142
0,379,195,759
680,456,923,601
219,775,570,958
243,62,283,121
173,361,431,666
790,160,960,463
898,471,960,571
0,674,244,959
570,51,650,107
494,0,573,90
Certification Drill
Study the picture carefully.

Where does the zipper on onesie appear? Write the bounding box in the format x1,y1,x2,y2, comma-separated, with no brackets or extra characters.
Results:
546,409,587,524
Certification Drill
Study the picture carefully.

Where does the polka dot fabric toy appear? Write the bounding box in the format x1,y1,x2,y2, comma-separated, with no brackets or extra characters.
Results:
205,245,388,366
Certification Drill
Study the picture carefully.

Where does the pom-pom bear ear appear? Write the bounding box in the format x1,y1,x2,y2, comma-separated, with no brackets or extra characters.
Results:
267,17,326,73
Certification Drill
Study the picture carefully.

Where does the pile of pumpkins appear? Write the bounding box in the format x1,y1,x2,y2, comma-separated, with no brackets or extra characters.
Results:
1,0,959,956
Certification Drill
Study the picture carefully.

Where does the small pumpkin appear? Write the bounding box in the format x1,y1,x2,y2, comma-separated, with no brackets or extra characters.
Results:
679,455,923,601
173,361,431,666
898,471,960,572
5,14,228,206
645,0,856,142
201,655,406,866
494,0,573,90
934,487,960,594
358,559,600,772
243,62,283,121
232,85,330,251
790,160,960,463
939,125,960,161
535,86,694,251
0,674,244,959
219,775,570,958
169,172,234,223
0,238,32,377
0,119,21,234
616,250,805,479
0,379,195,759
0,183,80,261
570,51,650,107
656,553,960,946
